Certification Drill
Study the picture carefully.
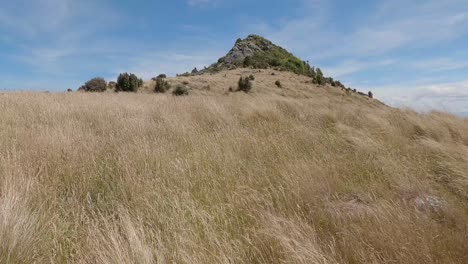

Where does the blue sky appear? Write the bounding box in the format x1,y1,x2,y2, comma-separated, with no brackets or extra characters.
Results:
1,0,467,115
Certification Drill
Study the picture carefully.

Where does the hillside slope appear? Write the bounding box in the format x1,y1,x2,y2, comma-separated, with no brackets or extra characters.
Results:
1,77,467,263
143,68,371,100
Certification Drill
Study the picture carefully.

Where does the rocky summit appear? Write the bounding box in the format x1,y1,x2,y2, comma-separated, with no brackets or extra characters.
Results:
201,35,315,76
214,35,283,69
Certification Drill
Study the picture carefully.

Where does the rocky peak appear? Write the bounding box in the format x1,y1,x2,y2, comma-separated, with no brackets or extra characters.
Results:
206,35,288,71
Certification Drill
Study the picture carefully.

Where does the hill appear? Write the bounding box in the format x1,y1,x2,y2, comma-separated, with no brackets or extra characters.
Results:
183,35,346,89
202,35,314,75
1,84,468,263
2,36,468,263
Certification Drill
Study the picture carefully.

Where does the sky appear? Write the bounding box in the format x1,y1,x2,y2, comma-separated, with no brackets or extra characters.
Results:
0,0,467,115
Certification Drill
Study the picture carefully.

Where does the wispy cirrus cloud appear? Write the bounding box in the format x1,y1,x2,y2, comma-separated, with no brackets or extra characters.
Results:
371,81,468,115
323,59,397,78
187,0,221,8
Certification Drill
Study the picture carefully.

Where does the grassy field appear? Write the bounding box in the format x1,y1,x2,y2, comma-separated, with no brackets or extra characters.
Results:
1,70,468,263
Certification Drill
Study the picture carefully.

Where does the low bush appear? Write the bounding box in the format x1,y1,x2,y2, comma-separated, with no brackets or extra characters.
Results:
275,80,282,88
238,77,253,93
79,77,107,92
155,77,171,93
116,73,143,92
173,85,189,96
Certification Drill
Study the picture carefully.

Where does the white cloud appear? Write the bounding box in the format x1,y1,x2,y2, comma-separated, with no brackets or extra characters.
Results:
0,0,72,36
369,81,468,114
323,59,396,78
408,58,468,72
113,51,222,80
247,0,468,60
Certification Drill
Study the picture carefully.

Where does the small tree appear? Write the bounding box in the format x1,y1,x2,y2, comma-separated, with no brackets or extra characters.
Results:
78,77,107,92
191,67,198,74
313,68,324,85
116,73,143,92
154,76,171,93
238,77,253,93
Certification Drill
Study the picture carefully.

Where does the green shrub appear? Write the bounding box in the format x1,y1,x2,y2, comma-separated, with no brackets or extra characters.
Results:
238,77,253,93
312,68,324,85
116,73,143,92
248,74,255,81
152,74,166,81
173,85,189,96
177,72,191,77
154,77,171,93
275,80,282,88
79,77,107,92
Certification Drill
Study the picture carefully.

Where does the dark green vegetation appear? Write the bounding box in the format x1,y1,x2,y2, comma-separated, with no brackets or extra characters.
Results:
116,73,143,92
78,77,107,92
275,80,282,88
154,76,171,93
237,77,253,93
172,85,189,96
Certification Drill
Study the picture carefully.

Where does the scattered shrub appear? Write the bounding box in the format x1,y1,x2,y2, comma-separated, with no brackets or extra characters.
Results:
177,72,191,77
312,68,324,85
108,81,117,89
173,85,189,96
67,88,73,92
228,86,234,92
368,91,374,98
248,74,255,81
78,77,107,92
116,73,143,92
238,77,253,93
275,80,282,88
182,81,190,85
158,74,167,79
154,77,171,93
191,67,198,74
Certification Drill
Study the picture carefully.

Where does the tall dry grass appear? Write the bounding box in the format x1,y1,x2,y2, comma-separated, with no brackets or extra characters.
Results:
0,78,467,263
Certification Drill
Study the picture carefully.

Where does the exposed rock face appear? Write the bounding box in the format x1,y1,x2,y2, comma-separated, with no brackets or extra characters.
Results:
216,35,278,68
201,34,297,73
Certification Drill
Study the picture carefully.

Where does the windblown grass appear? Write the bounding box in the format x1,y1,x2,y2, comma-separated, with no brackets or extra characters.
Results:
0,76,467,263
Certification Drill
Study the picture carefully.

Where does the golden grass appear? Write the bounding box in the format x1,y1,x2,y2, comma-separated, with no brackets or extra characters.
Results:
0,70,467,263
